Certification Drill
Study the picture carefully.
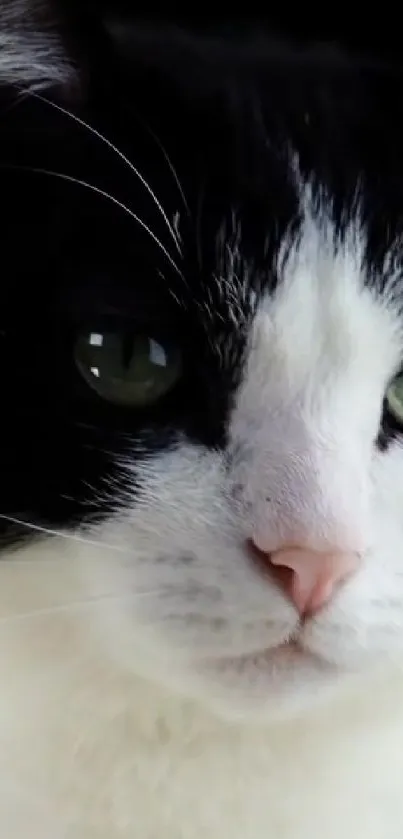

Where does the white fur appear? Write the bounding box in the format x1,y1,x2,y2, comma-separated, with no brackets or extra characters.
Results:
3,196,403,835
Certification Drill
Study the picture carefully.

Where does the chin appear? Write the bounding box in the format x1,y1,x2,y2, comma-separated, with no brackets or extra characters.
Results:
145,637,358,724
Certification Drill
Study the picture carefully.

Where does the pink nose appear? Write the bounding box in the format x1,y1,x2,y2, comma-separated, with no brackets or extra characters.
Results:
251,543,360,616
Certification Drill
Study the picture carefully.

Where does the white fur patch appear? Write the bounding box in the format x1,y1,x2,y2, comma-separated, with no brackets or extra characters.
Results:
3,192,403,835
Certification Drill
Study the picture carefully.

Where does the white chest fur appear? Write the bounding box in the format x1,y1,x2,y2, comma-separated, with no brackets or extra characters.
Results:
1,620,403,839
0,547,403,839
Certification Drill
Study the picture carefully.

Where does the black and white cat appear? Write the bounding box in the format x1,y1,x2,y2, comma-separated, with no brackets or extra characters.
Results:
1,4,403,836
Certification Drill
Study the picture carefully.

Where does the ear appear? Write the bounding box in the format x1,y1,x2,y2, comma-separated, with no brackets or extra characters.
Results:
0,0,77,90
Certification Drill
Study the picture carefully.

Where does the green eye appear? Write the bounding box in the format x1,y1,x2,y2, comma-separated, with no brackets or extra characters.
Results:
386,375,403,423
75,329,182,407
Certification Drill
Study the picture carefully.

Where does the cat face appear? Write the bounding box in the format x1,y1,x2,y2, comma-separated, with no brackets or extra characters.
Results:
2,5,403,721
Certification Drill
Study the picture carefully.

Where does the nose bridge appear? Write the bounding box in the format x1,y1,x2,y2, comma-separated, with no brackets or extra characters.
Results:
251,429,367,554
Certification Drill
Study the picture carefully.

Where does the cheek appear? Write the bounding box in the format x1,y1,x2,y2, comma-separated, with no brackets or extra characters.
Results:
371,439,403,517
86,444,297,655
90,523,295,656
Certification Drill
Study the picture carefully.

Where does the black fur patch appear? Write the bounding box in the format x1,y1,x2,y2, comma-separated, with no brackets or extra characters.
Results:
1,6,403,540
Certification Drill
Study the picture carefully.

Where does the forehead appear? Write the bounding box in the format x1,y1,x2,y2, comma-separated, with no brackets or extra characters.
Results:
247,207,402,401
2,28,403,354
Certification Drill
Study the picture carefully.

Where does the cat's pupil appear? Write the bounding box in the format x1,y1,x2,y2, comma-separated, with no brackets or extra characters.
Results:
121,331,136,370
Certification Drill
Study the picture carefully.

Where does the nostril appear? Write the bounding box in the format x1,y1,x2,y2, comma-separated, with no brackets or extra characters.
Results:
247,539,359,616
248,539,293,591
266,560,295,595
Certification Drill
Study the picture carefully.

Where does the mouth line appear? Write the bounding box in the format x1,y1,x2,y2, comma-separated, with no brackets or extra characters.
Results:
235,633,340,669
206,636,326,669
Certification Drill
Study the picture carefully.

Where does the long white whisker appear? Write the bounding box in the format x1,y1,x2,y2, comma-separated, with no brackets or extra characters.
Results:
139,117,191,216
156,269,184,308
3,164,185,281
0,513,130,554
0,590,160,626
28,91,183,256
196,180,206,272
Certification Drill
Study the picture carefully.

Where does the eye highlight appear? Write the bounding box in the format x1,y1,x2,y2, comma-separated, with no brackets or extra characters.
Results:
385,374,403,425
75,328,182,407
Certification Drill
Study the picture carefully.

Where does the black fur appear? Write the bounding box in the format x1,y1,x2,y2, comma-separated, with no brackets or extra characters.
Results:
1,5,403,540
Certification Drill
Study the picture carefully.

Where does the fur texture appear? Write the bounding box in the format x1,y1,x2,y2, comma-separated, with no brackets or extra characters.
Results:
2,5,403,836
0,1,73,86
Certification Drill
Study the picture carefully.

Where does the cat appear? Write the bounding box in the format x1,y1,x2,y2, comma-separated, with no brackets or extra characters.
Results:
2,3,403,836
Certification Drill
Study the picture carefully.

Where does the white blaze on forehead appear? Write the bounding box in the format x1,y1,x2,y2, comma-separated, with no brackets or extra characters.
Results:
254,208,400,402
228,206,403,552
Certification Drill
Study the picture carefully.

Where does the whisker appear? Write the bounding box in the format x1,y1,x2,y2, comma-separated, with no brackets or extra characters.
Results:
1,163,185,281
0,513,131,554
156,269,184,308
0,590,160,626
27,90,183,256
196,179,206,272
137,114,191,217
